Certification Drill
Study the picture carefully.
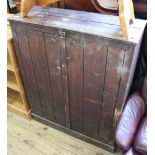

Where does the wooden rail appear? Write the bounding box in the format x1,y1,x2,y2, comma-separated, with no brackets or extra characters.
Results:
20,0,60,17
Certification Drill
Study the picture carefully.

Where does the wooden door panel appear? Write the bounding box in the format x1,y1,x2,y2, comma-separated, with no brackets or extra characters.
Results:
83,40,107,139
15,27,42,116
45,33,66,126
66,37,84,133
27,30,55,121
99,46,125,142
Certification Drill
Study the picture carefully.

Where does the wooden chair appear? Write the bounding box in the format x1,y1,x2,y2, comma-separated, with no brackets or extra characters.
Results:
91,0,118,15
21,0,135,37
20,0,60,17
91,0,135,38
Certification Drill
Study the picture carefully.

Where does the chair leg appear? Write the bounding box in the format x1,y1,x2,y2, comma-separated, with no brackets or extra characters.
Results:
118,0,135,38
20,0,37,17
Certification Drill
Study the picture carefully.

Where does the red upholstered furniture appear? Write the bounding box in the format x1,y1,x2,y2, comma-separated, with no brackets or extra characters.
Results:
115,74,147,155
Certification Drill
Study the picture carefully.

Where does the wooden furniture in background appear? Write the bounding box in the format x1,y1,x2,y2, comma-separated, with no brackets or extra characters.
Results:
13,0,147,16
9,6,146,152
7,0,11,13
7,15,31,120
13,0,142,38
20,0,60,17
133,0,147,14
91,0,118,15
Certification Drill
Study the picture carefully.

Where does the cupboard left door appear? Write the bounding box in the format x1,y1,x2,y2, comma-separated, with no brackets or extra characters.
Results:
12,24,66,126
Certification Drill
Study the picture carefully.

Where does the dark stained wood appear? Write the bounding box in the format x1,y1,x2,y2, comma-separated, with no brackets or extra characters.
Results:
83,39,107,139
9,7,146,152
99,46,125,142
63,0,147,15
133,0,147,14
26,30,55,121
60,0,98,12
109,42,142,145
66,37,84,133
14,26,42,117
9,6,146,44
60,34,70,128
45,33,66,126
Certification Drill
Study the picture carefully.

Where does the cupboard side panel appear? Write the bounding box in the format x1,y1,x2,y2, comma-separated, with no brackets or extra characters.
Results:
83,40,107,139
27,30,55,121
66,38,84,133
45,33,66,126
109,46,135,145
99,46,125,142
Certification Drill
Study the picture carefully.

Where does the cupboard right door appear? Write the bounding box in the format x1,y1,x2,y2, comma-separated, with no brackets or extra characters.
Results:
66,35,126,143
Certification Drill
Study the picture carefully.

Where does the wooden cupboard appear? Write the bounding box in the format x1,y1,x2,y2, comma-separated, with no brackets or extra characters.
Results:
9,6,146,152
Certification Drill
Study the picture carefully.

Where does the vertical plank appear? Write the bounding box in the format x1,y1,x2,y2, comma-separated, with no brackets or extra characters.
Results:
27,30,55,121
83,39,107,139
60,35,70,128
15,26,42,117
66,37,84,133
109,45,134,145
99,46,125,142
45,33,66,126
60,0,65,8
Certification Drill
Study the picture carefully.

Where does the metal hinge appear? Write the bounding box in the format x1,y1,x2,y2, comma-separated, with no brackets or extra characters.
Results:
59,29,66,38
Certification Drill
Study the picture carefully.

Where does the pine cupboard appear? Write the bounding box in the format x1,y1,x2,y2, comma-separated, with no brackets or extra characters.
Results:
9,6,146,152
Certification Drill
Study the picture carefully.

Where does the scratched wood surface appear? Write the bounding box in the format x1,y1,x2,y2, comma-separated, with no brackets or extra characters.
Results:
9,6,146,43
9,6,146,151
8,112,122,155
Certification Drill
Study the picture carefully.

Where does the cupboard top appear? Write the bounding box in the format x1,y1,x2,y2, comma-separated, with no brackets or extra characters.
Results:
9,6,146,44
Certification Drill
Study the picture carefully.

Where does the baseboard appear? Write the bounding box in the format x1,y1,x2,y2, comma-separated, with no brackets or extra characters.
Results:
31,113,115,152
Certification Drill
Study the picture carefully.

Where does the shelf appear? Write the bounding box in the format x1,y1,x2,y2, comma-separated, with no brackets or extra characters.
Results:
7,88,26,111
7,88,31,120
7,70,20,92
7,23,13,42
7,50,14,72
7,64,14,72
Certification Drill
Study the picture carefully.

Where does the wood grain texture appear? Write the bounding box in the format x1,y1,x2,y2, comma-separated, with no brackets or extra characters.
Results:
9,7,146,152
118,0,135,38
83,39,107,139
63,0,97,12
15,26,42,117
20,0,60,17
99,46,125,143
60,35,70,128
9,6,146,43
8,112,122,155
66,37,84,133
20,0,36,17
37,0,60,6
27,30,55,121
13,0,147,15
45,33,66,126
